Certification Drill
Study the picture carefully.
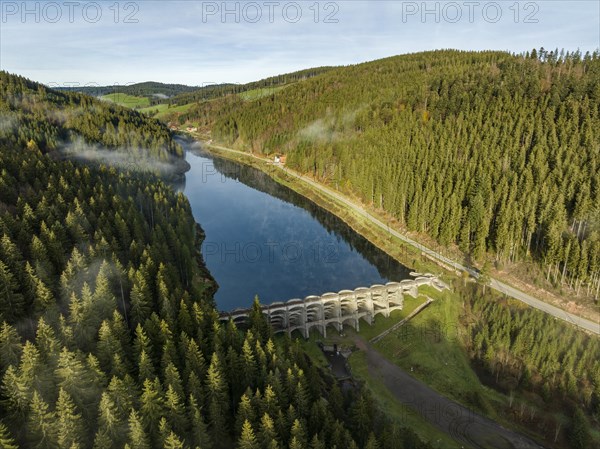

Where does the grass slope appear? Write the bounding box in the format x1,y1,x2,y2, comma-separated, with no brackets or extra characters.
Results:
100,92,150,108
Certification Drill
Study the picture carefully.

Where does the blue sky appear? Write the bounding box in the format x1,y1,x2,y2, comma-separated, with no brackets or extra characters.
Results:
1,1,599,86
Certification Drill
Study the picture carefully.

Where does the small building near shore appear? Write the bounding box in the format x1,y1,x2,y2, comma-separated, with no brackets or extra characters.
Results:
274,154,287,165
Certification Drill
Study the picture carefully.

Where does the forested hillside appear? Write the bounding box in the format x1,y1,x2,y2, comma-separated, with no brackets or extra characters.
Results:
0,72,186,177
170,66,335,106
186,49,600,305
0,73,431,448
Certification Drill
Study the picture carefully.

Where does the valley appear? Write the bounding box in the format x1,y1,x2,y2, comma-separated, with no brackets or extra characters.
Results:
0,46,598,449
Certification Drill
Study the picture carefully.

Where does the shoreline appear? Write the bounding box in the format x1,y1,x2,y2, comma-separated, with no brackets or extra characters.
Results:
190,137,599,335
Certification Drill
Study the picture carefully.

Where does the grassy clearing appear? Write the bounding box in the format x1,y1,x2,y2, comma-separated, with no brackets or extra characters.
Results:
238,85,286,101
374,289,494,411
349,351,461,449
138,103,170,115
356,295,427,341
100,93,150,108
145,102,195,120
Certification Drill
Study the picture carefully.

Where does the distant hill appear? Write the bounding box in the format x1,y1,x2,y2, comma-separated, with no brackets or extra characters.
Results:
56,81,199,99
56,68,337,118
188,49,600,304
169,66,336,105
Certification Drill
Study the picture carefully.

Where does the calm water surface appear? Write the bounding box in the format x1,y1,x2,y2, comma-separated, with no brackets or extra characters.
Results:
182,146,410,311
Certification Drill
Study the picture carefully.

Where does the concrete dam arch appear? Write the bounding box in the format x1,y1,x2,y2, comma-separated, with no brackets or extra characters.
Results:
219,276,445,338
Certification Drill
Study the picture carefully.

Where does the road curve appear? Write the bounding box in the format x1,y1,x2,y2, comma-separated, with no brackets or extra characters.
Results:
206,144,600,336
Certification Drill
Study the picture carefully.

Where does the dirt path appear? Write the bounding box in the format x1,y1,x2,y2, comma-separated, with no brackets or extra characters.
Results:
205,143,599,335
352,337,544,449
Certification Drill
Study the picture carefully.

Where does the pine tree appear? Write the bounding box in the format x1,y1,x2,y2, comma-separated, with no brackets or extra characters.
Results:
130,268,152,326
164,384,188,436
238,420,258,449
140,378,165,440
364,433,380,449
27,391,58,448
249,296,271,343
241,335,257,388
569,408,590,449
188,394,213,449
0,322,22,372
138,350,156,382
235,392,255,436
127,409,151,449
257,413,278,449
56,388,85,448
0,261,25,322
206,352,230,445
289,419,307,448
95,391,125,446
0,422,18,449
309,434,324,449
162,431,186,449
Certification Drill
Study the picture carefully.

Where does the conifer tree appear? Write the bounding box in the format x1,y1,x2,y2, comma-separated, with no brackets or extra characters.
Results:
127,409,151,449
56,388,85,448
0,422,18,449
238,420,258,449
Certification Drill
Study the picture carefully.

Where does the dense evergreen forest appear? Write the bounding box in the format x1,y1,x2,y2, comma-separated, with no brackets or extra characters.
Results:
186,49,600,304
0,72,186,178
0,73,433,448
459,282,600,444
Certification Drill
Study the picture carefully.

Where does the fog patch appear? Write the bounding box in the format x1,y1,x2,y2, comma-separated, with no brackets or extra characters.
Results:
0,114,18,134
60,137,177,175
298,108,362,143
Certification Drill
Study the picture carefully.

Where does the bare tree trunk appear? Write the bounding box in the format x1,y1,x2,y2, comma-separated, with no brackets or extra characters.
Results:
554,422,561,442
529,406,536,421
120,278,129,327
519,402,526,420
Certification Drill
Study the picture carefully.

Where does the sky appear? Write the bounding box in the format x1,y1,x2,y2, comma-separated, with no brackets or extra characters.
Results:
1,0,599,86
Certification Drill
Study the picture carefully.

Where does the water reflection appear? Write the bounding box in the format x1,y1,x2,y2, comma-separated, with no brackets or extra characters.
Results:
183,143,410,310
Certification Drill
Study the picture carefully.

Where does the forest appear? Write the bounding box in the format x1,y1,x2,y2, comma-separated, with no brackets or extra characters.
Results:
184,49,600,306
0,71,186,177
460,282,599,446
0,72,433,448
